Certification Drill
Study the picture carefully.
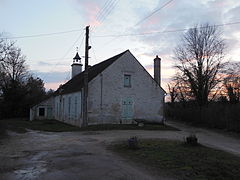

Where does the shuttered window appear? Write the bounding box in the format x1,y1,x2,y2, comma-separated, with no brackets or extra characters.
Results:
39,108,45,116
74,96,77,119
68,97,71,118
124,75,131,87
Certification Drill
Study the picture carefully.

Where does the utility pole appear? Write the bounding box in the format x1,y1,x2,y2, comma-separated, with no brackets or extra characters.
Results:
82,25,90,127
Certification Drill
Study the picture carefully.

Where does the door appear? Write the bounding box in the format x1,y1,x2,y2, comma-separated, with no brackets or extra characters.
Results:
122,98,133,123
47,107,53,119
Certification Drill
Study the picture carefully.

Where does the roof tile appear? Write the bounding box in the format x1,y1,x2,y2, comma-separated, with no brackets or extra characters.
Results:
54,50,128,95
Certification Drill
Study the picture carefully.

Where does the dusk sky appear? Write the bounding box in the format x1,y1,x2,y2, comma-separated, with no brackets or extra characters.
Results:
0,0,240,90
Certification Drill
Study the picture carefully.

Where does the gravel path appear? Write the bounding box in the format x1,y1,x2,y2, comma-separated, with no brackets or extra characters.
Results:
166,120,240,156
1,122,240,180
0,130,176,180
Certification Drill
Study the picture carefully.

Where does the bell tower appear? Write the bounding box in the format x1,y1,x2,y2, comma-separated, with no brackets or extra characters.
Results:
71,48,83,78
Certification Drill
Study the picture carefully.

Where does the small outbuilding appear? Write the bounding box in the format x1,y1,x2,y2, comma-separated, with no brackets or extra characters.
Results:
30,97,54,121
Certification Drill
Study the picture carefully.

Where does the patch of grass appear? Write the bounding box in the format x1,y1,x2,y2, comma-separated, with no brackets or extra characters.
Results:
110,139,240,180
80,124,178,131
0,121,8,140
0,119,178,133
0,118,81,132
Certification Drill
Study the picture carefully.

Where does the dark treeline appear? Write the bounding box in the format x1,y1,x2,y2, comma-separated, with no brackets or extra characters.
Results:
0,35,53,119
165,102,240,132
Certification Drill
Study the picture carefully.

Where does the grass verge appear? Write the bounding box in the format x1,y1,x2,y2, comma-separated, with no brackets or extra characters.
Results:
80,123,178,131
0,122,8,140
0,119,178,133
110,139,240,180
0,119,81,133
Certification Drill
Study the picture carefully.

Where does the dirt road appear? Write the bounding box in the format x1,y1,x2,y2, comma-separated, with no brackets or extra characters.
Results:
0,130,176,180
166,120,240,156
1,123,240,180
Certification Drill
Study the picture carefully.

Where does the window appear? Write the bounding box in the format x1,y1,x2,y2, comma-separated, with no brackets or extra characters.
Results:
124,74,131,87
39,108,45,116
68,97,71,118
74,96,78,119
63,98,65,116
56,103,59,117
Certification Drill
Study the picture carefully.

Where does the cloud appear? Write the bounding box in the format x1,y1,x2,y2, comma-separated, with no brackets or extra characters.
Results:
37,61,68,67
31,70,71,90
145,63,175,78
129,0,240,69
37,61,52,66
71,0,102,27
226,5,240,20
67,0,240,88
44,82,64,90
127,0,238,87
31,70,70,83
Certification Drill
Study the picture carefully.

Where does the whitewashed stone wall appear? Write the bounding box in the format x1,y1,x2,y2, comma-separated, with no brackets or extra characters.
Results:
88,51,165,125
36,51,165,127
54,91,82,126
30,97,54,120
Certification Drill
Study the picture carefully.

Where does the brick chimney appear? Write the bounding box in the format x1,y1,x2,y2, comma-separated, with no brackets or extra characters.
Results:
154,55,161,86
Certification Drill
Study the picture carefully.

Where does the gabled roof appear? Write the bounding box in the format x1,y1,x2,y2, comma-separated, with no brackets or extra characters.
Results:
54,50,128,95
73,52,81,60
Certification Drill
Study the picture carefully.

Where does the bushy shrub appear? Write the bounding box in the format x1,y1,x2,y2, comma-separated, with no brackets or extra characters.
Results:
185,134,198,146
0,121,7,138
128,136,139,150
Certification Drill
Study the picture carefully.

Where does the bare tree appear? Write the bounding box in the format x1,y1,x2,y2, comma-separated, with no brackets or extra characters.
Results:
0,37,28,117
223,62,240,103
0,35,49,118
0,38,27,92
174,24,225,105
0,37,14,61
168,82,178,103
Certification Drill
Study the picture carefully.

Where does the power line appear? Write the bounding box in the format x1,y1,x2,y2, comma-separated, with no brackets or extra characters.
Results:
92,0,173,49
91,0,115,32
32,20,240,70
0,1,117,40
93,21,240,51
64,71,71,83
96,0,115,21
98,0,119,23
1,28,83,40
36,57,72,62
135,0,174,26
31,33,86,65
92,0,119,33
64,31,85,82
42,31,84,80
89,34,98,65
93,21,240,38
